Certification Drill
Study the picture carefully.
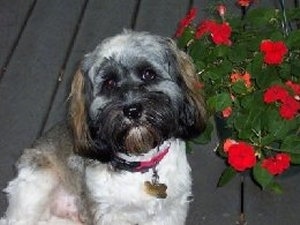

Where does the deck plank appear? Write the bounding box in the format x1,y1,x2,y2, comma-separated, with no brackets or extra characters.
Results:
0,0,35,75
0,0,86,213
44,0,137,131
135,0,189,36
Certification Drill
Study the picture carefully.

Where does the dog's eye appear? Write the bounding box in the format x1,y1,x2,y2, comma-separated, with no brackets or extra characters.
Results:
141,69,156,82
103,79,117,90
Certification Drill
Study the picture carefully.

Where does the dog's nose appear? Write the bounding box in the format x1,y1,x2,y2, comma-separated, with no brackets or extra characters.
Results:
123,103,143,119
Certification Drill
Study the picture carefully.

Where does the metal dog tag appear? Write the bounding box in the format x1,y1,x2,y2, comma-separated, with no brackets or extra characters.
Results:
144,181,167,199
144,167,167,199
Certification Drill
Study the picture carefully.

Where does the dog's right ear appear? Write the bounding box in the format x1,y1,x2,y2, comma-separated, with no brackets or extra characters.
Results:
69,69,92,155
69,67,114,162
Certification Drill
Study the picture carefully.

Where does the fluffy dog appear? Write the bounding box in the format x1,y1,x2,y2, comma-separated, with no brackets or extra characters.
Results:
0,31,206,225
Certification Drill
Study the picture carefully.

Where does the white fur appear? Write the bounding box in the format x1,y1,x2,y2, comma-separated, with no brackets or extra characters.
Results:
1,139,191,225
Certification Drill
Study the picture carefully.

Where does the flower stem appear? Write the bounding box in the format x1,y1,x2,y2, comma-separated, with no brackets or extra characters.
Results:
279,0,292,35
241,6,247,21
238,174,247,225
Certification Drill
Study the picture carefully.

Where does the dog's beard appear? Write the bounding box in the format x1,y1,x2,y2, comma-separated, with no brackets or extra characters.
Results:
90,95,177,155
123,125,159,154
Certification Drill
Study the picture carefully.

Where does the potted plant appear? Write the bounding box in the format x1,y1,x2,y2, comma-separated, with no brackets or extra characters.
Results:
175,0,300,192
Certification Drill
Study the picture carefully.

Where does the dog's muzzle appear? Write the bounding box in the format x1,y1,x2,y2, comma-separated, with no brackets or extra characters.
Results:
90,92,177,156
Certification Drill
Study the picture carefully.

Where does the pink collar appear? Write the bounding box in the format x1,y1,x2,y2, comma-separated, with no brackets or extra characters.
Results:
111,146,170,173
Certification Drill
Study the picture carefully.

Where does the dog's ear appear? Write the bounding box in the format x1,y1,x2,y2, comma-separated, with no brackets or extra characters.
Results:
168,39,207,139
69,68,114,162
69,69,92,155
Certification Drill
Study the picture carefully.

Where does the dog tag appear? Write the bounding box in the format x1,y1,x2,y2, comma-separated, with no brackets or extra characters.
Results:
144,181,167,199
144,167,167,199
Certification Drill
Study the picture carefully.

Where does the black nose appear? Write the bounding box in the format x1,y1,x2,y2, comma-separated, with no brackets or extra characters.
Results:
123,103,143,119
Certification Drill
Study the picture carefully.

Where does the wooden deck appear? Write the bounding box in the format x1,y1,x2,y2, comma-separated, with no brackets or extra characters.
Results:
0,0,299,224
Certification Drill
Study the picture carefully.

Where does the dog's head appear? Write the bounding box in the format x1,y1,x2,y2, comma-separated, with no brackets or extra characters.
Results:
69,31,206,162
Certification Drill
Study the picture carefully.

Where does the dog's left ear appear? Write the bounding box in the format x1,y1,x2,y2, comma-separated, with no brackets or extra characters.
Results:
168,39,207,139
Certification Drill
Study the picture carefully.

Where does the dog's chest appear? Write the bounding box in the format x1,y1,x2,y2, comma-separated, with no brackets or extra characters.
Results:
85,139,192,223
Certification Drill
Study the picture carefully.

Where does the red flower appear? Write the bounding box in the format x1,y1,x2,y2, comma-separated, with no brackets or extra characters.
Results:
260,40,288,65
217,4,226,18
175,7,197,37
195,20,216,38
236,0,253,7
222,106,232,118
211,23,232,46
286,80,300,95
230,71,252,88
279,95,300,120
264,84,300,120
195,20,232,46
262,153,291,175
223,138,237,153
263,85,289,103
227,142,257,171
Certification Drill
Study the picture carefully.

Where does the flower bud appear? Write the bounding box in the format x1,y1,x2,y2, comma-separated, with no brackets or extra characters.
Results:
217,4,226,17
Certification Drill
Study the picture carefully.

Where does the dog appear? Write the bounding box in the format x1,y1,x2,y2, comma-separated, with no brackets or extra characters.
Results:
0,31,206,225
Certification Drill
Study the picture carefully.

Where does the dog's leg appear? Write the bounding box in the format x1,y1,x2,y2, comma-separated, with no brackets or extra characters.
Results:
1,166,60,225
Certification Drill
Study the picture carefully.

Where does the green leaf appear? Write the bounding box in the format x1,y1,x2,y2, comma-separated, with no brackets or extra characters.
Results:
253,163,274,190
192,121,214,144
270,31,284,41
195,60,206,71
279,63,292,79
246,54,263,77
240,91,264,109
267,182,283,194
189,41,206,61
219,59,232,75
255,67,280,89
202,70,220,82
265,108,299,140
246,8,277,26
228,43,247,63
286,30,300,49
232,80,248,95
291,59,300,78
290,154,300,164
234,103,265,140
218,167,237,187
234,114,252,139
207,93,232,112
176,27,194,49
261,134,277,146
212,45,230,58
281,135,300,154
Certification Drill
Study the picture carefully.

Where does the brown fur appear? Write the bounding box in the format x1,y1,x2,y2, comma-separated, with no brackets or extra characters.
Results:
69,69,92,154
169,40,207,131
